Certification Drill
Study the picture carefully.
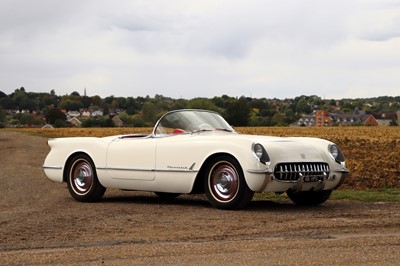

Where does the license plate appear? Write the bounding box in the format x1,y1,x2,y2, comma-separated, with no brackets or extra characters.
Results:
304,176,324,182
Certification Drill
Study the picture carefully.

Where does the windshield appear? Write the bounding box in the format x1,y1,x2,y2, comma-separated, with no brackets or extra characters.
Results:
153,109,235,136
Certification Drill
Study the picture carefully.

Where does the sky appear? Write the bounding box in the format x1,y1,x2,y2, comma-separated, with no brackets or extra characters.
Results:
1,0,400,100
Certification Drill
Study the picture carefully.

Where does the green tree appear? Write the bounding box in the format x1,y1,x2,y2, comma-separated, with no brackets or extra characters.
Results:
13,87,28,110
295,98,311,114
283,108,297,124
171,98,188,110
0,107,5,127
118,112,133,125
81,96,93,108
0,96,14,109
91,95,102,107
187,98,218,111
54,119,67,128
19,98,38,111
271,112,286,126
18,113,34,125
131,114,146,127
60,100,83,111
142,102,158,124
225,97,250,126
46,109,66,124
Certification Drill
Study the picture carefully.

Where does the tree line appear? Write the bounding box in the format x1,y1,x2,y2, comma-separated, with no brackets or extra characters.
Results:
0,87,399,128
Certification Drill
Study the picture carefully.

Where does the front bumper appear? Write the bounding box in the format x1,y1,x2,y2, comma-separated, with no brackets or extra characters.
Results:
245,166,349,193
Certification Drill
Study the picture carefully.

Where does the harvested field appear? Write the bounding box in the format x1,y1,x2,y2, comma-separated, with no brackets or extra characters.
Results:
12,126,400,189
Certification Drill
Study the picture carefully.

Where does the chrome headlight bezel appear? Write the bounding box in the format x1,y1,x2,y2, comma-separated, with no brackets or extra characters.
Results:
328,144,345,163
252,143,270,164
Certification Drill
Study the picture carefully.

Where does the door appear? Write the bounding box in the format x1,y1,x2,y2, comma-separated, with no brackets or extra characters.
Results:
106,137,156,181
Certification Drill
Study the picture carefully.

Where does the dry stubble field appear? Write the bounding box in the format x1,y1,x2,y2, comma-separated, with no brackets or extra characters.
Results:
0,127,399,265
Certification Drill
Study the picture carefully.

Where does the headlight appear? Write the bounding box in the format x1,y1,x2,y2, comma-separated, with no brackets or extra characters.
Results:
252,143,270,164
328,144,345,163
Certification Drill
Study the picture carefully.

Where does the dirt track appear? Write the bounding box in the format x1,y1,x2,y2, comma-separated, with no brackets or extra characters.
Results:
0,131,399,265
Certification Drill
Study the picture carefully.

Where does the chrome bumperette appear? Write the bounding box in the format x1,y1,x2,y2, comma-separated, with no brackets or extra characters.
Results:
331,167,350,189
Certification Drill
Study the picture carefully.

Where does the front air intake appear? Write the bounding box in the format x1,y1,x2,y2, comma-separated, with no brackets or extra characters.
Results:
274,163,330,182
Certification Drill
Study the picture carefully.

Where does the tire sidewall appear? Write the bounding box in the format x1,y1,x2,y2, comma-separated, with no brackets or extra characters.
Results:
204,155,253,210
66,154,105,202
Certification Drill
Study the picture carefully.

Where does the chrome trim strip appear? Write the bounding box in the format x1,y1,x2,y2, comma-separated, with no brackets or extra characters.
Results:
246,168,273,174
43,166,62,170
158,169,198,173
97,167,155,172
97,167,198,173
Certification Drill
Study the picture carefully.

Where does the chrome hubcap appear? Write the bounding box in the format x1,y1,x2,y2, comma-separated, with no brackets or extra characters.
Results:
210,163,239,201
71,160,93,195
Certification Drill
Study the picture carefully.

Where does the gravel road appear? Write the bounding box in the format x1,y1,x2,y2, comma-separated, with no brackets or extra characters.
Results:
0,131,399,265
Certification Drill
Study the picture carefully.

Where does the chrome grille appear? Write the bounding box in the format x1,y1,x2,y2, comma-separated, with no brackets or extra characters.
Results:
274,163,330,182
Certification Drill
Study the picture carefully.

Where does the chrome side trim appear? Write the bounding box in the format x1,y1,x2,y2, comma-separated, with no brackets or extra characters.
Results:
43,166,62,170
97,167,198,173
97,167,155,172
246,168,273,174
157,169,198,173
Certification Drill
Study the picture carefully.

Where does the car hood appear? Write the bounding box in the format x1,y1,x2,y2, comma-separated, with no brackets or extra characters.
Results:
239,134,330,163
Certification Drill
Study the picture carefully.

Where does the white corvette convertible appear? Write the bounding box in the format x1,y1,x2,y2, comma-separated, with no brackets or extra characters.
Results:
43,109,349,209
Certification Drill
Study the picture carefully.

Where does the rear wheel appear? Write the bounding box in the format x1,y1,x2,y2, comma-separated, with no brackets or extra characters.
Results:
204,156,254,210
287,190,332,206
66,154,106,202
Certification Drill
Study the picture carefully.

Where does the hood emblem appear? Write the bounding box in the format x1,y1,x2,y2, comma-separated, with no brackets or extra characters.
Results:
300,153,306,159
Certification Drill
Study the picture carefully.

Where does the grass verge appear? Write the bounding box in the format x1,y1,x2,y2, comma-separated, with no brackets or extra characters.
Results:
255,189,400,202
331,189,400,202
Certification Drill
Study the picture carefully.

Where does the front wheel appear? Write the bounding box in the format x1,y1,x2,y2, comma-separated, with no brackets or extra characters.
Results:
204,156,254,210
66,154,106,202
287,190,332,206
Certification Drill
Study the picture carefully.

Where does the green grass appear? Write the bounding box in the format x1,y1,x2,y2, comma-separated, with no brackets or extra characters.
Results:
331,189,400,202
255,189,400,202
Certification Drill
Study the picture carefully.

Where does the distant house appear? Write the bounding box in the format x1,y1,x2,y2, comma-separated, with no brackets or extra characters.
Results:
315,110,332,127
5,109,17,115
329,113,378,126
91,110,104,117
363,115,379,126
294,109,380,127
79,109,91,118
374,112,397,126
109,108,123,116
42,124,54,129
295,114,315,126
68,117,82,127
67,111,80,118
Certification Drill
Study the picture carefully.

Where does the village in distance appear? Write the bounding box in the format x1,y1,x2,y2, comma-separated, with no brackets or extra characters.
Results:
0,87,399,128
